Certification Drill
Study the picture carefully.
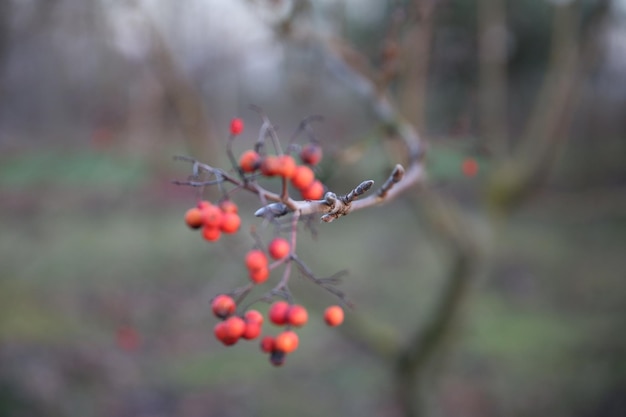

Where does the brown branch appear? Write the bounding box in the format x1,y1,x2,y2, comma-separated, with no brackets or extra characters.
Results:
478,0,509,156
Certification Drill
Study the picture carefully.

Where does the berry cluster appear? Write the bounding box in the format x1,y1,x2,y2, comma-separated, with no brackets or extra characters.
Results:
211,294,344,366
176,114,352,366
184,200,241,241
237,135,324,200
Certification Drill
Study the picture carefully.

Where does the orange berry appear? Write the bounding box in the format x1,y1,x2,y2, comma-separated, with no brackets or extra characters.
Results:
300,143,323,165
269,350,286,366
239,150,261,173
184,207,204,229
220,212,241,234
277,155,296,178
290,165,315,190
245,249,268,271
274,330,299,353
462,158,479,178
242,321,262,340
300,179,324,200
219,200,238,214
260,155,281,177
260,336,275,353
201,204,223,228
324,305,344,327
202,225,221,242
286,304,308,327
230,118,244,136
249,267,269,284
268,237,290,260
268,301,290,325
211,294,236,319
244,309,264,325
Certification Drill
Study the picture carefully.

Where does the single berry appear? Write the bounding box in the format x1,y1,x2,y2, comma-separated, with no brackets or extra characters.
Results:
300,179,324,200
260,336,275,353
249,267,270,284
260,155,281,177
274,330,299,353
269,301,290,325
197,200,212,210
269,349,286,366
290,165,315,190
239,150,261,173
219,200,238,214
245,309,264,325
201,204,223,228
300,143,323,165
116,326,140,352
242,321,262,340
277,155,297,179
202,225,221,242
462,158,479,178
286,304,308,327
211,294,236,319
230,118,244,136
223,316,246,339
184,207,204,229
268,237,290,260
245,249,268,271
324,305,344,327
220,212,241,234
214,321,238,346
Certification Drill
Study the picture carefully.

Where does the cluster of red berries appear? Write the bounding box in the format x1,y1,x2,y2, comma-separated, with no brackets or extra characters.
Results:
238,144,325,200
184,200,242,241
211,294,344,366
179,117,347,367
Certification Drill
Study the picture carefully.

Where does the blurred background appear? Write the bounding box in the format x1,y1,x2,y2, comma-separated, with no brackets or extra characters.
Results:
1,0,625,416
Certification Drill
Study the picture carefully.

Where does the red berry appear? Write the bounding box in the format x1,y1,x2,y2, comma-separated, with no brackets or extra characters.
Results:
211,294,236,319
260,336,275,353
223,316,246,339
219,200,238,214
201,204,223,228
184,207,204,229
214,321,238,346
202,225,221,242
300,143,323,165
260,155,281,177
462,158,479,178
277,155,296,179
239,150,261,173
244,309,264,325
268,237,290,260
242,321,262,340
116,326,140,352
249,267,269,284
290,165,315,190
230,118,244,136
274,330,299,353
220,212,241,234
245,249,268,271
197,200,212,210
269,301,290,325
300,179,324,200
286,304,308,327
324,305,344,327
